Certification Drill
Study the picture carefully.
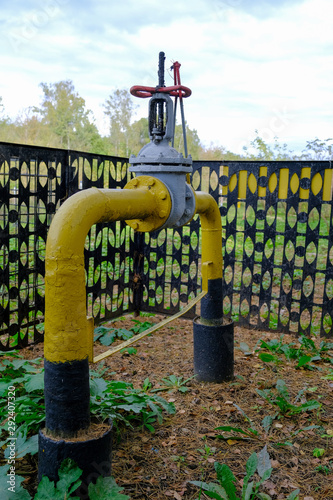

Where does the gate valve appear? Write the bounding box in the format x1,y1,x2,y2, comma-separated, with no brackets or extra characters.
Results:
127,52,196,231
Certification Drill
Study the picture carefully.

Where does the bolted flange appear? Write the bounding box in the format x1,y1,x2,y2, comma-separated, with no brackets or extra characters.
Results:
124,175,172,232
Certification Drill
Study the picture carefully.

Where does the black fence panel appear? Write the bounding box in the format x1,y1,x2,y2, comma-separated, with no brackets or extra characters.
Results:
1,142,332,351
0,143,134,350
187,161,333,337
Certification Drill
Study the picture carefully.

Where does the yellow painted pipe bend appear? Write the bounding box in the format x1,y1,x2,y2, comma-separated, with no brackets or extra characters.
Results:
194,191,223,287
45,185,171,363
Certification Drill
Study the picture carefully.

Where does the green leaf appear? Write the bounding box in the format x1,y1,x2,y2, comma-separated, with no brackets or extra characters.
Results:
238,342,252,354
116,328,134,340
242,454,257,499
243,480,254,500
99,331,117,346
298,335,316,351
25,371,44,392
296,400,321,413
245,452,258,478
214,462,238,500
276,379,290,401
35,477,61,499
258,352,278,363
261,415,274,434
313,448,325,457
90,376,109,397
0,465,31,500
94,326,113,340
280,345,298,360
256,494,272,500
297,355,312,368
286,489,300,500
189,481,229,499
88,476,130,499
120,347,137,355
215,426,258,439
56,458,83,496
4,432,38,459
257,445,271,478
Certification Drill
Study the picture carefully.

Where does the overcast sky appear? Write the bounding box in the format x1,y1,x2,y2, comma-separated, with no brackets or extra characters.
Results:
1,0,332,155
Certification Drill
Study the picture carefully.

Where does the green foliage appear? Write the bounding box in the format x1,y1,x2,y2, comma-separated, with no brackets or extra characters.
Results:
89,368,175,433
314,462,333,475
215,425,259,441
94,319,154,346
0,354,44,457
0,464,31,500
35,458,129,500
1,456,129,499
0,353,175,469
256,334,333,369
301,137,333,160
151,374,196,393
190,446,299,499
313,448,325,458
88,475,130,499
256,379,321,417
242,132,297,161
35,458,82,499
120,347,137,355
0,354,174,497
33,80,102,151
197,443,217,461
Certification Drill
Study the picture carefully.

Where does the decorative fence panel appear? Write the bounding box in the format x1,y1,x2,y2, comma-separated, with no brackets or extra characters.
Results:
197,160,333,338
0,143,134,350
0,142,332,350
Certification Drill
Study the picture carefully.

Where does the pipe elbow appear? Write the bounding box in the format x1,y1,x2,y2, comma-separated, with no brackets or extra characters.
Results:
194,191,223,283
195,191,222,231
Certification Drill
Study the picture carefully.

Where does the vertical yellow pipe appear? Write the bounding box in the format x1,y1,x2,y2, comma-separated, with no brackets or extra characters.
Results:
45,187,168,363
195,191,223,290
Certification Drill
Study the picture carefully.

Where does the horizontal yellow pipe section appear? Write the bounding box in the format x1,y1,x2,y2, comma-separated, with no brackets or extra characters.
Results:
195,191,223,286
45,187,162,363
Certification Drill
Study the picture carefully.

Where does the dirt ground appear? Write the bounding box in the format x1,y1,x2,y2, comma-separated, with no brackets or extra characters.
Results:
20,314,333,499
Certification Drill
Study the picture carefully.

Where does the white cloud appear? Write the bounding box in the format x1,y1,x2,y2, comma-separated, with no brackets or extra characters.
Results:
0,0,333,154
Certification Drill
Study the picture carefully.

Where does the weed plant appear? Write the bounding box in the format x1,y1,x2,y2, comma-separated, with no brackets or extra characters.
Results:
0,352,175,498
190,445,300,500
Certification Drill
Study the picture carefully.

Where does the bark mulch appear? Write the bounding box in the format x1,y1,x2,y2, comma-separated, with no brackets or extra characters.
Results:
16,313,333,499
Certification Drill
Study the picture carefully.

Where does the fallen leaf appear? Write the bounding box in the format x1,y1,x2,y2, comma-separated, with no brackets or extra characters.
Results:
227,439,238,446
225,400,233,405
327,429,333,435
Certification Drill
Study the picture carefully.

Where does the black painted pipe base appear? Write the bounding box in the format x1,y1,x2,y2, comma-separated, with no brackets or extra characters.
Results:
38,421,112,498
193,316,234,382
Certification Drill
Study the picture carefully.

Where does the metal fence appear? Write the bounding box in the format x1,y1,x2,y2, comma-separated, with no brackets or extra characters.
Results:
0,142,332,350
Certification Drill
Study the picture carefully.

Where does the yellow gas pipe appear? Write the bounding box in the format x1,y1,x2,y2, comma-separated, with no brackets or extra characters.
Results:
44,178,171,364
45,184,223,365
194,190,223,289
